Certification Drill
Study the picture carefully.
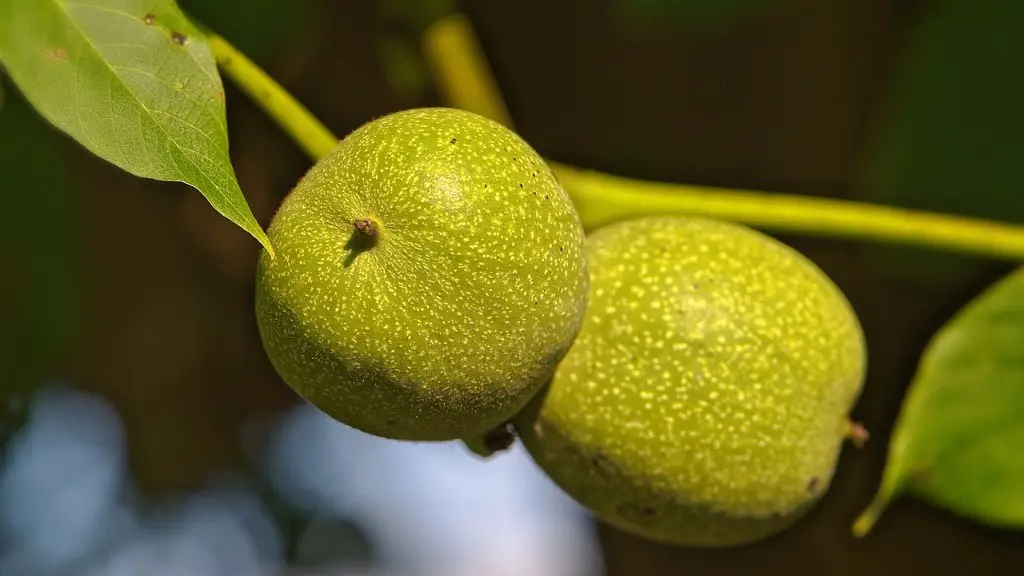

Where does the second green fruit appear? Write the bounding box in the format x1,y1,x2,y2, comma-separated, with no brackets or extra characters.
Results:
516,216,867,547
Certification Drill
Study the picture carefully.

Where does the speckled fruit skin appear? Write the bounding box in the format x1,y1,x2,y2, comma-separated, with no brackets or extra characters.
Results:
515,216,866,547
255,108,589,441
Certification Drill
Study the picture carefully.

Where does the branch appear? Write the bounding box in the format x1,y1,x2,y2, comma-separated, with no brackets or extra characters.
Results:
207,24,1024,263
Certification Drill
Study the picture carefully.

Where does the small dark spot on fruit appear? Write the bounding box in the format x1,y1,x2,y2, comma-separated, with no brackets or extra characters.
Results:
693,282,700,290
807,477,819,492
171,31,187,45
520,183,524,188
143,13,156,25
534,300,539,306
450,138,457,144
590,451,618,476
513,156,517,161
616,502,657,521
483,184,488,188
532,191,537,196
559,246,563,252
386,418,397,425
532,171,537,177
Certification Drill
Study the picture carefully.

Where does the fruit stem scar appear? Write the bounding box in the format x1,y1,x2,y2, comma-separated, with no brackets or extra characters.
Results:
354,218,379,239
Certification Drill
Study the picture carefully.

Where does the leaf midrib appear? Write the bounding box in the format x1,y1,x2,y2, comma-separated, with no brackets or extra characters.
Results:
48,0,246,217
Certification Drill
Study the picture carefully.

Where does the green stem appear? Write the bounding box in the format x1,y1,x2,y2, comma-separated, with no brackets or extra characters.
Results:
554,163,1024,260
206,34,338,160
421,14,513,129
208,28,1024,262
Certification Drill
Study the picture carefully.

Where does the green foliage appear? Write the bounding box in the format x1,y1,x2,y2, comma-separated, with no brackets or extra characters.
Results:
861,0,1024,286
855,0,1024,532
0,0,272,253
855,267,1024,535
0,86,79,447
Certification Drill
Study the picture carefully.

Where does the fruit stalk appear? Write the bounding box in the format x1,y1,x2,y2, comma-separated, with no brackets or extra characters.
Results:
206,33,337,161
206,27,1024,263
353,218,380,239
421,14,514,129
554,162,1024,261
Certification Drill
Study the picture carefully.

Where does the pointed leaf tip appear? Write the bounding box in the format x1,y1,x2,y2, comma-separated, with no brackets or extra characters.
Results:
260,234,275,259
853,492,893,538
862,267,1024,535
0,0,270,253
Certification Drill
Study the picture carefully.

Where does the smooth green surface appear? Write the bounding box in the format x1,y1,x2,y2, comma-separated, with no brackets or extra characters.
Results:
862,0,1024,286
255,108,589,441
0,88,80,448
855,267,1024,535
0,0,271,253
517,216,866,547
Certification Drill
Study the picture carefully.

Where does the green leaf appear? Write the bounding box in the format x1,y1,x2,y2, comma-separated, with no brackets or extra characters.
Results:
861,0,1024,287
854,267,1024,536
0,83,80,448
0,0,273,254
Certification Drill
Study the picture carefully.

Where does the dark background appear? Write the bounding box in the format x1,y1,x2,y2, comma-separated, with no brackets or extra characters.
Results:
3,0,1023,574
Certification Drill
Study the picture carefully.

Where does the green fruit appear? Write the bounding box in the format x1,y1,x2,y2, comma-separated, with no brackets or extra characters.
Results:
515,216,867,547
255,108,589,441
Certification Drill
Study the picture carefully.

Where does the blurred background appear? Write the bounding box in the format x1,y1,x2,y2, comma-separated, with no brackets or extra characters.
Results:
2,0,1024,574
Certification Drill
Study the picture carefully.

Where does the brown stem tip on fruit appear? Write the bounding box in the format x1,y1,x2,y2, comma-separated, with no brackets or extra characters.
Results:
846,420,870,449
353,218,379,239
